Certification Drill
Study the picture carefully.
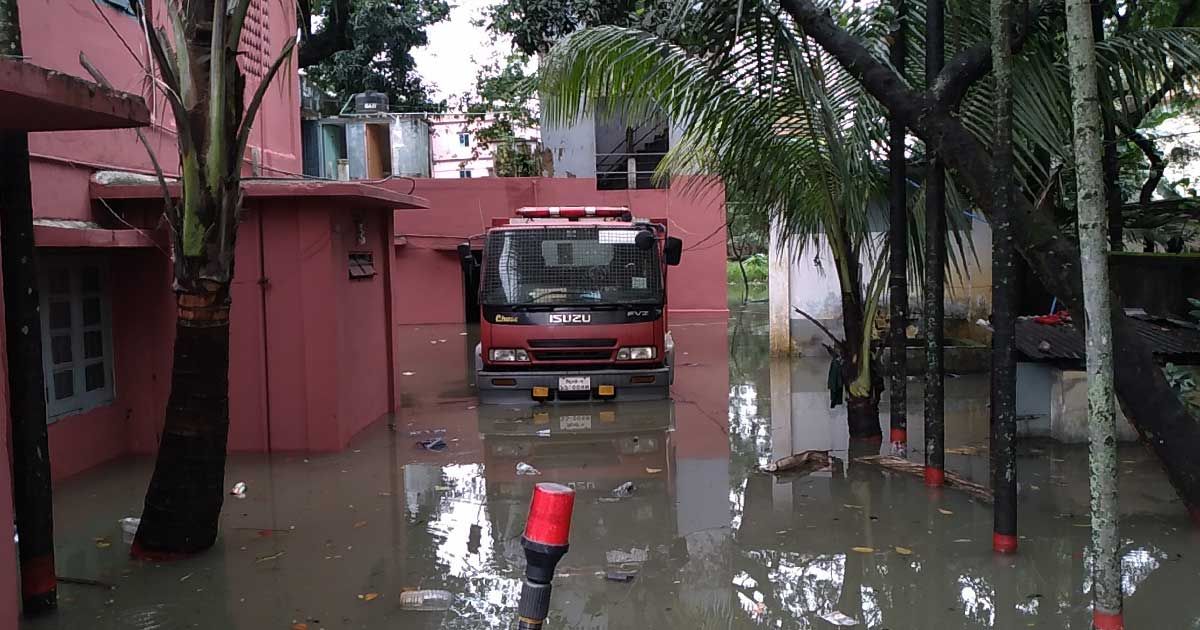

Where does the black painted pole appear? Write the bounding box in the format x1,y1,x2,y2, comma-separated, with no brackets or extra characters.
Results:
888,0,909,449
990,0,1019,554
923,0,947,488
0,0,58,615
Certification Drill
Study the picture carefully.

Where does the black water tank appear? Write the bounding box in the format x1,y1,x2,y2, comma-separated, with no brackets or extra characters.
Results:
353,91,389,114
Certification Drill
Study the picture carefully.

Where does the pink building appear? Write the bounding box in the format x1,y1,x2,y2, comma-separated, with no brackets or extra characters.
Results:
428,113,539,179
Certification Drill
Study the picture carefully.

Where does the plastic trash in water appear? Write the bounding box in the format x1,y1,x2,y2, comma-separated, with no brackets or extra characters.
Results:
516,462,541,476
605,548,649,564
230,482,247,498
120,517,141,544
416,437,447,451
612,481,635,498
818,611,860,626
399,589,453,611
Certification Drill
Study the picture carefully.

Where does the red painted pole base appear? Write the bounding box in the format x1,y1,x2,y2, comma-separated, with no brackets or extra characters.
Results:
924,466,945,487
1093,609,1124,630
992,533,1018,554
890,428,907,444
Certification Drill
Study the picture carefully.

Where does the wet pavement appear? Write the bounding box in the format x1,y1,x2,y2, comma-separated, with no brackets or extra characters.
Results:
24,304,1200,629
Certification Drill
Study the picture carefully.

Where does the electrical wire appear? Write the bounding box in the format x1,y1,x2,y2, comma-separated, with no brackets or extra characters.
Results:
682,222,728,252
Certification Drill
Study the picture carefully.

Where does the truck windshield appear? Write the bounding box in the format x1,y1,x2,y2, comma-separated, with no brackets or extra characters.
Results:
481,226,664,306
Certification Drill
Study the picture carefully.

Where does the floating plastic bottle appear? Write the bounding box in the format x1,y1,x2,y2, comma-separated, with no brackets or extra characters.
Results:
399,589,453,611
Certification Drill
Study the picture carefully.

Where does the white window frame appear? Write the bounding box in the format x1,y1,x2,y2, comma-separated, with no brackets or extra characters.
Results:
459,169,473,178
458,132,471,147
38,255,116,421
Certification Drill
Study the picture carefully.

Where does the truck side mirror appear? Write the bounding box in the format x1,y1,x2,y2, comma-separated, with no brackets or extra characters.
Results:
664,237,683,266
457,243,474,264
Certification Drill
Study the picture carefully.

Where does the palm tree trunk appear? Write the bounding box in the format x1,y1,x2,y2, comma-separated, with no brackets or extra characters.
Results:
990,0,1019,556
133,283,231,557
1065,0,1122,626
840,259,881,440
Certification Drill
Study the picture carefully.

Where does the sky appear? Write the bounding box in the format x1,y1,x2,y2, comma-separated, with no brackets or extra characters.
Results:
411,0,513,105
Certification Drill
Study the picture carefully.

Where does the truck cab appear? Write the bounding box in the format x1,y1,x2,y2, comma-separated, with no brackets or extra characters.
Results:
466,206,682,404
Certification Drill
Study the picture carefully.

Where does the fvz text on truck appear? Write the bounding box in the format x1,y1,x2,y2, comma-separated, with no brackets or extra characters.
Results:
460,206,683,404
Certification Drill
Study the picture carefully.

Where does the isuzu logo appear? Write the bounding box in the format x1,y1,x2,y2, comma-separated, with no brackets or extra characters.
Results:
549,313,592,324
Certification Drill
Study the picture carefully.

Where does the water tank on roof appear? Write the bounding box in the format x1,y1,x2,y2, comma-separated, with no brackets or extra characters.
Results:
353,91,389,114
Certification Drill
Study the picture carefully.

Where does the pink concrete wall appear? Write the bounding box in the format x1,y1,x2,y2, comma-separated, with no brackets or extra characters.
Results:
19,0,301,221
45,249,174,480
334,209,392,444
228,209,270,452
390,177,728,325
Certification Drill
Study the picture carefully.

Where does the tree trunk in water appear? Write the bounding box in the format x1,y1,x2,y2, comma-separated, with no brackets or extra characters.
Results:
989,0,1019,556
923,0,947,487
133,284,231,557
1065,0,1122,626
780,0,1200,522
841,269,882,440
887,0,909,448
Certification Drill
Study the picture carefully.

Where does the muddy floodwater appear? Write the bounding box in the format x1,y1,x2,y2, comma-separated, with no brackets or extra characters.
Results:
24,305,1200,629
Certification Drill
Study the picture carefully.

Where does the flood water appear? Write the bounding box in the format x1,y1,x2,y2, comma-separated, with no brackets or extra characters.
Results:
24,304,1200,629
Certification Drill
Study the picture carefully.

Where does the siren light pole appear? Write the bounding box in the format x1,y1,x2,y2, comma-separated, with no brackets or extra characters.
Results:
517,483,576,630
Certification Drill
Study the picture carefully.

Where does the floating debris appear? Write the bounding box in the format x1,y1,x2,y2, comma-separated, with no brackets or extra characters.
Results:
516,462,541,476
612,482,636,498
761,450,831,475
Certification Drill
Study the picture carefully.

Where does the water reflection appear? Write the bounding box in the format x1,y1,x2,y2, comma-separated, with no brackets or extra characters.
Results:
23,306,1200,629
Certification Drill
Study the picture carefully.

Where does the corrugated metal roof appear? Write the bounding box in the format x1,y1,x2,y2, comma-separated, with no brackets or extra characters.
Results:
1016,314,1200,364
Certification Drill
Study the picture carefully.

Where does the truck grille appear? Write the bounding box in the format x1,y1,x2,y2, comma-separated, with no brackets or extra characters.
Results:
531,349,614,361
528,338,617,348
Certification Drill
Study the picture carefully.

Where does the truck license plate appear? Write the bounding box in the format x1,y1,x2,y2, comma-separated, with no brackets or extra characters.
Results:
558,376,591,392
560,415,593,431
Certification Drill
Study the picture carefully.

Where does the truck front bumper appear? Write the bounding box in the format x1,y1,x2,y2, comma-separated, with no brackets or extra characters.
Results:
477,366,672,405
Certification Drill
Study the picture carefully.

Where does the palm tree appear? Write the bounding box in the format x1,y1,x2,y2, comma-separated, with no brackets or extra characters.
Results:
539,3,965,439
127,0,295,556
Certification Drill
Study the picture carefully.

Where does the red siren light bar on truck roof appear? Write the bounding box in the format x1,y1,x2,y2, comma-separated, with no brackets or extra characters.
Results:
515,206,632,220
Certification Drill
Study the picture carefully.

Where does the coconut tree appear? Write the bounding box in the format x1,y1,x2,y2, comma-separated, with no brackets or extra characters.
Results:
539,2,972,439
127,0,295,555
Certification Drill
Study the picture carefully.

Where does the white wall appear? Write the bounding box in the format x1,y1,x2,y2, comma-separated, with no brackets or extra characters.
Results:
770,214,995,355
541,111,598,178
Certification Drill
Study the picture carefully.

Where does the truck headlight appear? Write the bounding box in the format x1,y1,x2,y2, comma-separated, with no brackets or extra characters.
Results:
490,349,530,362
617,347,655,361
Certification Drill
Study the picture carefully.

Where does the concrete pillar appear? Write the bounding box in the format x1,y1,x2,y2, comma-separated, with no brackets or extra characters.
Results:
769,221,792,355
770,357,794,511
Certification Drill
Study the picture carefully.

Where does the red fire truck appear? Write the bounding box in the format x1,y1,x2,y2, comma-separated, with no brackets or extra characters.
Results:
462,206,682,404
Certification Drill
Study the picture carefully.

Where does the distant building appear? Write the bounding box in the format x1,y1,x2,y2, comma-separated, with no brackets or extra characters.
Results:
302,106,538,180
541,97,682,190
428,113,538,179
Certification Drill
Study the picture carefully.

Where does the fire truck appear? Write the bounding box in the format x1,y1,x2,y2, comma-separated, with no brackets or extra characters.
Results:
461,206,682,404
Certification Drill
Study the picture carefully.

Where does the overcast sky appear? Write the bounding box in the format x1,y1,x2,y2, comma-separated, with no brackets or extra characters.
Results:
412,0,512,105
